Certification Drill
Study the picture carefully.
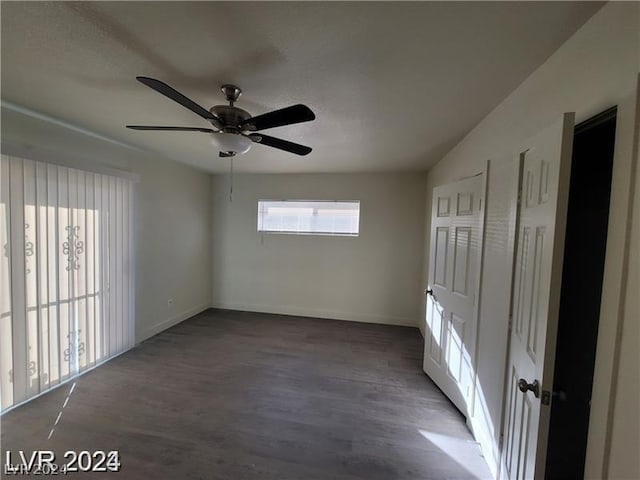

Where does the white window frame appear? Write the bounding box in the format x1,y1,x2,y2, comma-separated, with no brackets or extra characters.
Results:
257,200,360,237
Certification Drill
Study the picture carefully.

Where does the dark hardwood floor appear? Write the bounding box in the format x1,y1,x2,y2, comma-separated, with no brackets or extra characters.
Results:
1,309,491,479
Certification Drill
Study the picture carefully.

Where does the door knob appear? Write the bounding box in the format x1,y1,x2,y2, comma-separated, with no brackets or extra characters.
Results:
425,288,433,296
517,378,540,398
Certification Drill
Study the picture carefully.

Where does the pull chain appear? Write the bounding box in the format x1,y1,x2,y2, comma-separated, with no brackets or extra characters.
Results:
229,156,234,202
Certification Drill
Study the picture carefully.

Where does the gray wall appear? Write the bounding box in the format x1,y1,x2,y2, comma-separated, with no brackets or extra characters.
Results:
211,172,426,327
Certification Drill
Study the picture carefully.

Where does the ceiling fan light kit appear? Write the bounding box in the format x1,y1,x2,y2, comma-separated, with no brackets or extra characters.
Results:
127,77,315,157
210,131,252,155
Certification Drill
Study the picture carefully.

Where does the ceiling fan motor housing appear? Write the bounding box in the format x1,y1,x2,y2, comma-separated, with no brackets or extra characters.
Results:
209,105,252,132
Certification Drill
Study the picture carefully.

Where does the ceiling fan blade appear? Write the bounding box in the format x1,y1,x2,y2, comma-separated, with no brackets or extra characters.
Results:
241,104,315,131
136,76,222,128
127,125,215,133
249,133,312,156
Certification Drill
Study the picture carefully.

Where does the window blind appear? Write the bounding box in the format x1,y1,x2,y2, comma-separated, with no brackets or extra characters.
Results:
0,155,134,411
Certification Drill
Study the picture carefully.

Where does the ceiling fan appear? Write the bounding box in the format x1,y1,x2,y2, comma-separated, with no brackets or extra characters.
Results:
127,77,315,157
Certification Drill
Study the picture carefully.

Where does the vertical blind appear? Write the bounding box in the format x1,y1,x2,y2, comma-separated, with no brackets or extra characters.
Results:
0,155,134,411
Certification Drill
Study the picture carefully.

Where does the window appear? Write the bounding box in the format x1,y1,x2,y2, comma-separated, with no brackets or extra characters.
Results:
1,155,134,411
257,200,360,236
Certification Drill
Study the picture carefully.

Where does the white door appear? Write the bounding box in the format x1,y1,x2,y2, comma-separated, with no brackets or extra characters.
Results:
502,113,574,480
423,174,483,415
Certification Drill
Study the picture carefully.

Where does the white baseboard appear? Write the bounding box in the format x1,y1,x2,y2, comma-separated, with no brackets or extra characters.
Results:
138,302,211,343
211,300,418,328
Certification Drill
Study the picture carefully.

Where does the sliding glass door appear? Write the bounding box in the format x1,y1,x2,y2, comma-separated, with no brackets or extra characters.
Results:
0,155,134,411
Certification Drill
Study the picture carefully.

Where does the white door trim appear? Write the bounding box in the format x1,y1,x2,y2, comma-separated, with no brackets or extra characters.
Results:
585,75,640,478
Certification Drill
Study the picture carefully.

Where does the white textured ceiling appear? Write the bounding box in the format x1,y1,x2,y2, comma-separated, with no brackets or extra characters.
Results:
1,2,601,173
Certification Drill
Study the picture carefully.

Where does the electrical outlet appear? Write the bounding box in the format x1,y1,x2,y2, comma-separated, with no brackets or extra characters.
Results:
167,298,174,307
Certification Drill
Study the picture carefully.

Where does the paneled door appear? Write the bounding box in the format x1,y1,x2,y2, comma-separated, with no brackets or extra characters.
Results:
502,113,574,480
423,174,483,415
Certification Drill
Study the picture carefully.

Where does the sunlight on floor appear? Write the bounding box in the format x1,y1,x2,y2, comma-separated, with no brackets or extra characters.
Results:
418,429,490,479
